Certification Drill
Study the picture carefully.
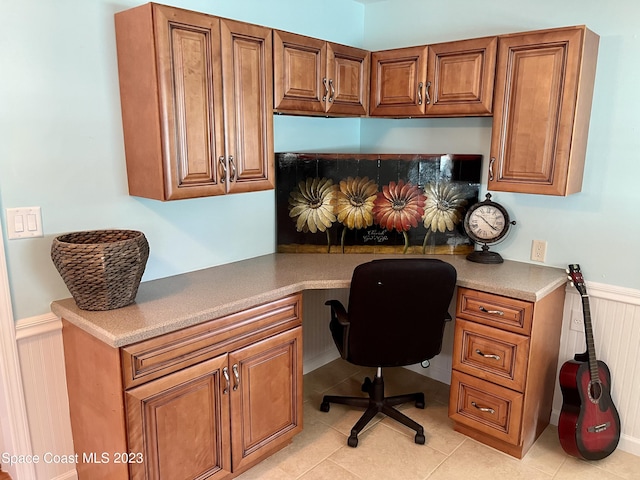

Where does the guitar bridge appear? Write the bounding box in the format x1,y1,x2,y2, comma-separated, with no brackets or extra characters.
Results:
587,422,611,433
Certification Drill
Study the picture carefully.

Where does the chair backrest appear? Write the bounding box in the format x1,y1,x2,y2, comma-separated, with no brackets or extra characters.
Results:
345,258,457,367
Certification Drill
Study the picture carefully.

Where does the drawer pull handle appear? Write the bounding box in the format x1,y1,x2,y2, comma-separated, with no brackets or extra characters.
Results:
222,367,230,395
322,77,328,102
232,363,240,391
475,349,501,361
471,402,495,414
479,306,504,316
417,82,423,105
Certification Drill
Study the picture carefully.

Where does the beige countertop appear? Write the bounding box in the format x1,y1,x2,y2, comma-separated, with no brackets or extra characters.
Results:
50,253,567,348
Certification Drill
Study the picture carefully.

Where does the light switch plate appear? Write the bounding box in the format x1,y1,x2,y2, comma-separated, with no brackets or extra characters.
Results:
6,207,43,239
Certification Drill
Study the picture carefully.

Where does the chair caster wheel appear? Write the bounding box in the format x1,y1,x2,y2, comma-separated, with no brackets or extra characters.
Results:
320,401,330,412
415,400,425,409
348,434,359,448
415,432,425,445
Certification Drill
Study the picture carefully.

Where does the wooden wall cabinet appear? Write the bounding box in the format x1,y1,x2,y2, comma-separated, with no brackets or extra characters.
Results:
273,30,370,116
63,294,303,480
115,4,274,201
489,26,599,195
449,287,566,458
370,36,496,117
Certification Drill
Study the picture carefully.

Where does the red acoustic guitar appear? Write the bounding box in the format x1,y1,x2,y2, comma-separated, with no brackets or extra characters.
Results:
558,264,621,460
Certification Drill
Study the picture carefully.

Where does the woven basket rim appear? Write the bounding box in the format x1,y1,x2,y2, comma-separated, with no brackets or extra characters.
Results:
54,229,145,246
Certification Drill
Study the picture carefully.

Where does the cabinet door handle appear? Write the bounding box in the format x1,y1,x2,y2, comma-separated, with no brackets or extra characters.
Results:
475,349,501,361
417,82,424,105
479,306,504,316
328,78,335,103
471,402,495,414
322,77,328,102
229,155,237,182
222,366,230,395
489,157,496,181
218,156,227,183
232,363,240,391
425,81,431,105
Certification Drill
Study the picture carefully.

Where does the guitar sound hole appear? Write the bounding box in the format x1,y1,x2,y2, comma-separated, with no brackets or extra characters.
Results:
588,380,603,403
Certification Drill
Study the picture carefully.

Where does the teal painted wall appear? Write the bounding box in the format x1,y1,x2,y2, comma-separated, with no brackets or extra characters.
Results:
360,0,640,290
0,0,364,319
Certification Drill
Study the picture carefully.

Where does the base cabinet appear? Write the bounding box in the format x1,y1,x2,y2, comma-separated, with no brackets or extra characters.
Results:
449,287,565,458
62,294,303,480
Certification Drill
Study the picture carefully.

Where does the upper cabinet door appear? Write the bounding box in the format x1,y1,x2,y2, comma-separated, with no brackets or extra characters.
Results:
326,43,370,116
273,31,327,114
220,19,274,194
116,4,226,200
425,36,497,116
489,26,599,195
370,45,428,116
273,31,369,116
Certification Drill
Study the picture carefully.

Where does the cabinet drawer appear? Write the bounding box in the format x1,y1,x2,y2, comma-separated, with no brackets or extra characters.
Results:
453,319,529,391
449,370,523,446
121,294,302,389
456,288,533,334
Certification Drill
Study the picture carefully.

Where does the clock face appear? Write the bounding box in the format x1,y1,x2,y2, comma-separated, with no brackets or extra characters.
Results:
465,203,508,243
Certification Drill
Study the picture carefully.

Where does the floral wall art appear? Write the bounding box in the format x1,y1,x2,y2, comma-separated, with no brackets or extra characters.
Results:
276,153,482,254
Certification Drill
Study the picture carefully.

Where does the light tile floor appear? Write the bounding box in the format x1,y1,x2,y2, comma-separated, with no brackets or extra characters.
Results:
237,359,640,480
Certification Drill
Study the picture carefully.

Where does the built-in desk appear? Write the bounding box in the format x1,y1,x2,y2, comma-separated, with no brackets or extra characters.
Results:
52,253,567,478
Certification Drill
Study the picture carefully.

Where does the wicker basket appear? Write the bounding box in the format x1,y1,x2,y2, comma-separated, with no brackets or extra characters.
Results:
51,229,149,311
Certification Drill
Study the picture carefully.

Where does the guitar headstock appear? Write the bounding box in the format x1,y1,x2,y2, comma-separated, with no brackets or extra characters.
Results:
567,264,588,296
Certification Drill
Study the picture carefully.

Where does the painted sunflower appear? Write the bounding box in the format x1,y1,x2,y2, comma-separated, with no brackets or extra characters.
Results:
333,176,379,230
372,180,426,253
288,177,337,234
422,182,468,252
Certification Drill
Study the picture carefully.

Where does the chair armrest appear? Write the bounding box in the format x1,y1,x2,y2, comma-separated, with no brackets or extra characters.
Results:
325,300,349,326
325,300,350,359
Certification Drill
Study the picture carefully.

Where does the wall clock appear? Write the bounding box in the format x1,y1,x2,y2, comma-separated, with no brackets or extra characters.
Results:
464,192,516,264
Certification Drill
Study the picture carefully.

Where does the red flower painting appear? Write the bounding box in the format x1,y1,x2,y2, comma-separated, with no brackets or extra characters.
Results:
373,180,426,252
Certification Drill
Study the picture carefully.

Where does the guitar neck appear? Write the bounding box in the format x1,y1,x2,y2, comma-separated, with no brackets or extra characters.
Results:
581,294,600,383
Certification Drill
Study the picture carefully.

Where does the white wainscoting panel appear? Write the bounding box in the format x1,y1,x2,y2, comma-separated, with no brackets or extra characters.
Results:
552,282,640,457
16,313,77,480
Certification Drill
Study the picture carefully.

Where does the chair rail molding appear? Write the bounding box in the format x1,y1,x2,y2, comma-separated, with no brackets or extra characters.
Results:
0,229,36,480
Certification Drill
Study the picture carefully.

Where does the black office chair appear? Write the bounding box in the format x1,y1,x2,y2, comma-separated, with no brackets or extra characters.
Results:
320,258,457,447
